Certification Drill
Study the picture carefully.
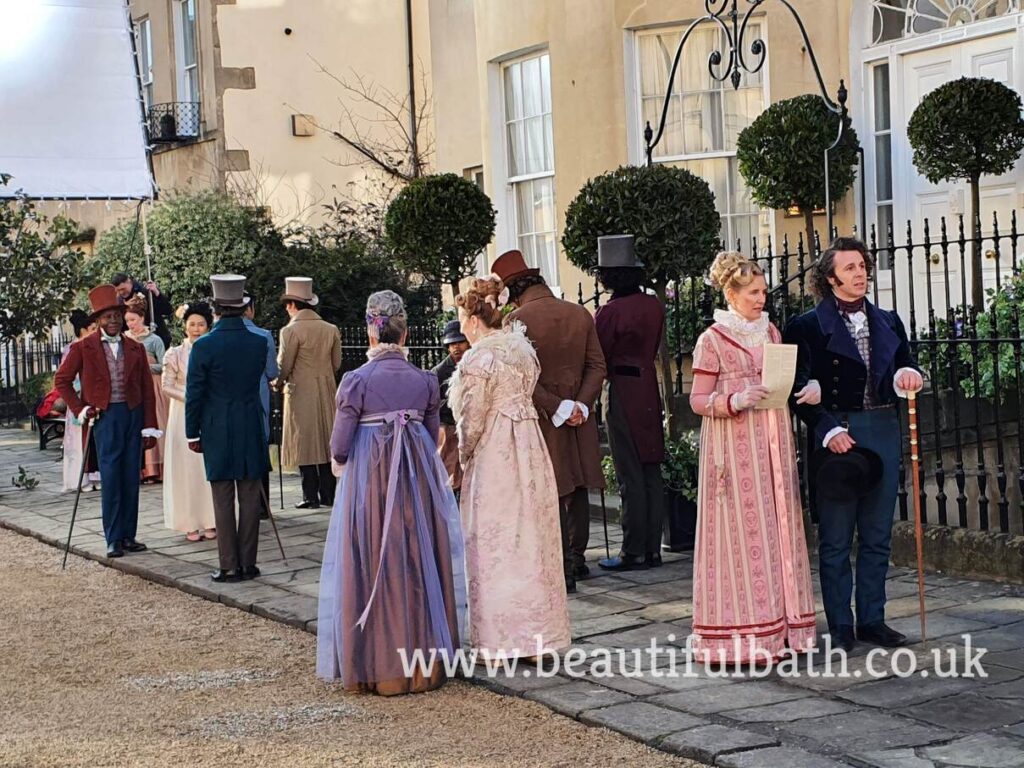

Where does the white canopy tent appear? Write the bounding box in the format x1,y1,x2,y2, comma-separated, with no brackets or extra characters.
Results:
0,0,154,200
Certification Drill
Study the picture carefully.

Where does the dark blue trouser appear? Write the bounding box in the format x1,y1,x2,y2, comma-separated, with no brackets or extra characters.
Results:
817,407,901,631
92,402,143,546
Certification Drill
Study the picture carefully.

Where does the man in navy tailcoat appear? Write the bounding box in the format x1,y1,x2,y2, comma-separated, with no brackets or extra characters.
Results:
784,237,923,652
186,274,271,583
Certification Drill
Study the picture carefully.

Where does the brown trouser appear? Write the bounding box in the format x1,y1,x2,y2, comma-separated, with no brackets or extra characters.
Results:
437,423,462,492
560,486,591,575
211,478,262,571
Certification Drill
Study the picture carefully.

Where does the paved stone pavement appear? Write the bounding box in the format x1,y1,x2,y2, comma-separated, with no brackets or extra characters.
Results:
3,426,1024,768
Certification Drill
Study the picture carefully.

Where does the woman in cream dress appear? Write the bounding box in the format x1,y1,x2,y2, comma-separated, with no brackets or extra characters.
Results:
450,277,570,660
161,302,216,541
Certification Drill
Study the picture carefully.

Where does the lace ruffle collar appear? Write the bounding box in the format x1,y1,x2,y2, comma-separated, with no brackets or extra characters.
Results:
713,307,770,348
366,342,409,360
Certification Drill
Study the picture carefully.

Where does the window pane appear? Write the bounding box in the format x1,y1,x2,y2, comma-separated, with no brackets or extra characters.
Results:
727,214,758,254
543,113,554,171
679,26,715,93
181,0,197,68
504,63,522,121
524,116,545,174
540,54,551,113
533,176,556,234
538,232,558,284
723,87,762,150
522,56,542,118
507,122,524,177
681,93,713,154
680,157,729,210
638,32,677,98
727,157,757,215
875,134,893,201
873,64,891,131
877,204,894,270
516,181,535,235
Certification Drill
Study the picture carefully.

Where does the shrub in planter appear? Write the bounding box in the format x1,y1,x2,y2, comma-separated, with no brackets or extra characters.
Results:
662,430,700,552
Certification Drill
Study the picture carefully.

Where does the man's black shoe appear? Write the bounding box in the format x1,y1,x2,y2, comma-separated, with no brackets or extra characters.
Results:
565,575,577,594
645,552,663,568
857,622,908,648
121,539,147,553
830,625,856,653
597,554,647,572
106,545,124,558
295,500,320,510
211,569,242,583
259,509,270,520
572,562,590,579
240,565,261,580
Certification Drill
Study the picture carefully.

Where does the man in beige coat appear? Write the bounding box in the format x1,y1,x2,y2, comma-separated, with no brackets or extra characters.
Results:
277,277,342,509
492,250,607,593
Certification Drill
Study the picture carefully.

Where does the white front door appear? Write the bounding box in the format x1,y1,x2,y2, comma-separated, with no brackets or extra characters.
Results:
894,32,1020,321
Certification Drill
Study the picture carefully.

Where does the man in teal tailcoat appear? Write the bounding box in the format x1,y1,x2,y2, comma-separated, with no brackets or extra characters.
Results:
186,274,271,583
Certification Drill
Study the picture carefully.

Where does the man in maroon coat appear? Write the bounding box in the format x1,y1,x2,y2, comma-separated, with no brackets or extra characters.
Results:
593,235,667,571
55,285,159,558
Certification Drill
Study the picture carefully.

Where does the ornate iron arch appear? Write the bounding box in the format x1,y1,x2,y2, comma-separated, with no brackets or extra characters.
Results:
643,0,861,240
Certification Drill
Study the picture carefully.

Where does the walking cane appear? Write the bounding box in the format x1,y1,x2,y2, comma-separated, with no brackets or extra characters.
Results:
277,443,284,510
907,390,927,642
62,414,96,570
257,478,288,564
599,488,610,559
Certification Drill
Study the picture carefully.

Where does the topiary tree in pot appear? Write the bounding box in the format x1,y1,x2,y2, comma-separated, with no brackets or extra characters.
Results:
562,163,720,433
384,173,496,299
908,76,1024,309
736,94,860,253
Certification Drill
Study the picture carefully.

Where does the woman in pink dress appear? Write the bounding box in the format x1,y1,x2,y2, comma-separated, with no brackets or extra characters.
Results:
688,252,820,663
449,277,570,660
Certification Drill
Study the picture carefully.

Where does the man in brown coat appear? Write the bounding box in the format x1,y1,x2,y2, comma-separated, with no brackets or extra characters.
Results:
492,250,607,593
277,277,342,509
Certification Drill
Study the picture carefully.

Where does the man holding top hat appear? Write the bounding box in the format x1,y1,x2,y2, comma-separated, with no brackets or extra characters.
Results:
432,320,471,496
592,235,667,572
55,285,159,558
784,237,924,652
186,274,271,582
277,277,342,510
492,249,606,593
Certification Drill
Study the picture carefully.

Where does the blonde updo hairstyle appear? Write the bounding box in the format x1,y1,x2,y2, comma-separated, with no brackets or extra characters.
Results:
708,251,764,298
456,277,505,330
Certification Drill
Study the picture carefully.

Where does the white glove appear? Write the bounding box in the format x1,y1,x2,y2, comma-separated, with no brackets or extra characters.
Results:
730,384,770,412
794,379,822,405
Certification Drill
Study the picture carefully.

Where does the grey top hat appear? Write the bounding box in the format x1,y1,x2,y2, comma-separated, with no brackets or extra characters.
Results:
282,276,319,307
598,234,644,269
210,274,250,308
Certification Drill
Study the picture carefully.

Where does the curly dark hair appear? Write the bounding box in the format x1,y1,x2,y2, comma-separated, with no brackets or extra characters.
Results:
810,237,875,299
505,274,547,302
597,267,645,294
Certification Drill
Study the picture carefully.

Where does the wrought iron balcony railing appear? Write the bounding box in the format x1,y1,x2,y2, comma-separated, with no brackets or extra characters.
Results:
147,102,201,143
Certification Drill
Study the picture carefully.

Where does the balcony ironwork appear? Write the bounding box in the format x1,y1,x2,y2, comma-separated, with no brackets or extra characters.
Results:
147,102,201,143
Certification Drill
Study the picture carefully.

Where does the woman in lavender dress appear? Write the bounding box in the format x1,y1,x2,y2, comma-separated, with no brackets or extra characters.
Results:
317,291,466,695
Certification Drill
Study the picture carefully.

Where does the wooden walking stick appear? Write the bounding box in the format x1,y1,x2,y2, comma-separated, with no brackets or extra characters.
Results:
599,488,610,560
62,414,96,570
907,390,927,641
257,478,288,564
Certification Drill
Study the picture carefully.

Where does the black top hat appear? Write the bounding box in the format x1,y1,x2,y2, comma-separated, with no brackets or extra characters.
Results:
598,234,644,269
810,445,884,502
441,319,467,346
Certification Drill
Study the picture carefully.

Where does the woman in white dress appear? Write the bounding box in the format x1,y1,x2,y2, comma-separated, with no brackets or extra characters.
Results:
449,277,571,660
161,302,217,542
61,310,101,492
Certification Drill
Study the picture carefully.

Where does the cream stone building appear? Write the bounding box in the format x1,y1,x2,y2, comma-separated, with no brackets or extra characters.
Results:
60,1,1024,310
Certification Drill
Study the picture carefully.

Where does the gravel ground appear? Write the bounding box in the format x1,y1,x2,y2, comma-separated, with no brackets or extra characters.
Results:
0,529,701,768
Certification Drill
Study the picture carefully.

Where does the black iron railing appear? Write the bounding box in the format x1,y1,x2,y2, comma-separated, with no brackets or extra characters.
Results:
579,211,1024,536
147,102,201,143
0,334,70,424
